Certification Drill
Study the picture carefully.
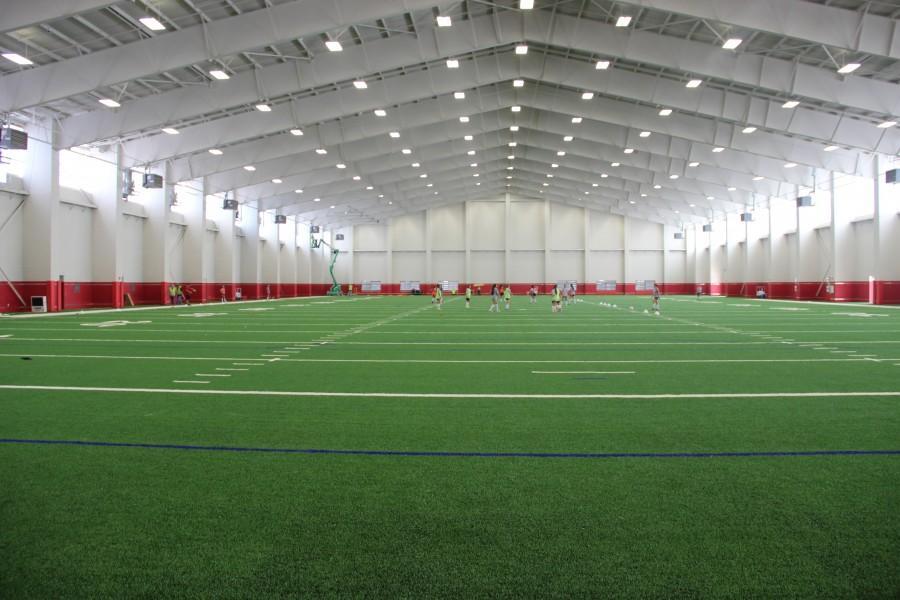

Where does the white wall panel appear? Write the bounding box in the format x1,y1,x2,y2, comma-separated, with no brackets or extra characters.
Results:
589,212,624,250
588,251,623,281
469,202,505,250
58,203,92,281
508,251,543,282
470,251,504,283
430,204,465,250
203,230,216,282
432,251,465,281
630,251,663,281
167,223,185,282
391,212,426,251
550,204,584,250
509,201,544,250
392,251,426,281
549,251,583,281
120,214,144,281
354,223,388,251
0,192,24,280
354,252,388,282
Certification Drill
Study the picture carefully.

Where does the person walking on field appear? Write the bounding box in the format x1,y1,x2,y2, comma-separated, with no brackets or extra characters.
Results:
465,285,472,309
503,285,512,310
434,285,443,310
551,285,562,313
489,284,500,313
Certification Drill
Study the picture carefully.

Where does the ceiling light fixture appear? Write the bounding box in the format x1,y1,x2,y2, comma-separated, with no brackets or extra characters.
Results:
837,63,861,74
1,53,34,65
139,17,166,31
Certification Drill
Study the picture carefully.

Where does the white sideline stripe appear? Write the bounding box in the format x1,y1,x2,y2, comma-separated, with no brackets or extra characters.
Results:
0,296,325,319
0,353,265,362
532,371,635,375
0,353,890,365
172,380,209,384
1,384,899,400
195,374,230,377
216,368,248,371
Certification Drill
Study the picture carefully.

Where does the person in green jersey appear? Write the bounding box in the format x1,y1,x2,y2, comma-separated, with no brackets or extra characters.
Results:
434,285,443,310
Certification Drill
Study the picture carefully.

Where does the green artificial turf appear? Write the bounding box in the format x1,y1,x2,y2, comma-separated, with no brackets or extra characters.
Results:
1,294,899,597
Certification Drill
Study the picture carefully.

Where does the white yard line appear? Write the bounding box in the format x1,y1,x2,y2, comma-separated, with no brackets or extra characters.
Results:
2,384,899,400
0,353,891,365
532,371,636,375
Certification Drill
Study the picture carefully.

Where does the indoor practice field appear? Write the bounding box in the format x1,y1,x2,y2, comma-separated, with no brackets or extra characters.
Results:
1,294,899,597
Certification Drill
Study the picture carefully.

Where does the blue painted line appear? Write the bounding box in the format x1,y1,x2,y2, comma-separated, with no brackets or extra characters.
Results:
1,438,899,460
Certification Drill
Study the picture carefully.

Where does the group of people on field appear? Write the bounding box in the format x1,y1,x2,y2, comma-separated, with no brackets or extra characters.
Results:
430,282,662,313
167,283,194,305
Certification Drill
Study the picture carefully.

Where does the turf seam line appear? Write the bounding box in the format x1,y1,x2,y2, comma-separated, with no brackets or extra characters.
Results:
1,438,898,460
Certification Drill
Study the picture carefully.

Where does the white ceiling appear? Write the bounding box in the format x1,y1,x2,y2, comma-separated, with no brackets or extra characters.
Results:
2,0,898,228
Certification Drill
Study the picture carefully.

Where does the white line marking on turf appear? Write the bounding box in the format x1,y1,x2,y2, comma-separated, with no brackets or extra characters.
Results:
532,371,636,375
0,353,887,365
3,384,900,400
